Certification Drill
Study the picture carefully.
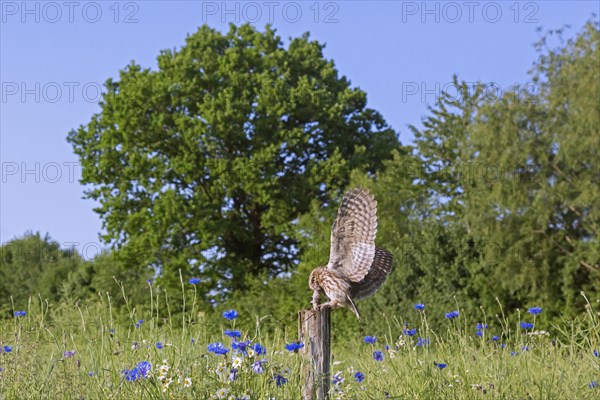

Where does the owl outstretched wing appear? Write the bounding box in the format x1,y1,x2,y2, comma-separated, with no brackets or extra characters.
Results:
350,247,393,299
327,187,378,282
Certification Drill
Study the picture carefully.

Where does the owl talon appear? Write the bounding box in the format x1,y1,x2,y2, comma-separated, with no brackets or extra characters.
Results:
319,300,338,311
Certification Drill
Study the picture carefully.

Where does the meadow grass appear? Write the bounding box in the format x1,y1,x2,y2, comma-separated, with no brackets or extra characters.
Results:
0,282,599,399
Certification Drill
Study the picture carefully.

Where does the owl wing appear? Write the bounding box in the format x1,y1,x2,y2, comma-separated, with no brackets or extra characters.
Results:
350,247,393,299
327,187,378,282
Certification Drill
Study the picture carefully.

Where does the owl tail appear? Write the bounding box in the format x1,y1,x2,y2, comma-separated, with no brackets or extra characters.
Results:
347,295,361,320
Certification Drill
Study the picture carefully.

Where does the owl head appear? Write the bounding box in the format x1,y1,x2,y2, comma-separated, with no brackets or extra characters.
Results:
308,266,325,291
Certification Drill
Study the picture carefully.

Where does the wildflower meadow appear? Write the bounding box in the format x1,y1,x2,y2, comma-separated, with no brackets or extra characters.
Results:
0,278,598,399
2,9,599,400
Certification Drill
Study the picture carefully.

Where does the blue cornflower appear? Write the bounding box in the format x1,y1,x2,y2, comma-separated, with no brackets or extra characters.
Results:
122,363,150,382
2,346,13,353
228,368,238,381
189,277,201,285
136,361,151,377
501,343,507,349
251,359,267,374
589,381,598,389
88,371,94,377
155,342,163,349
445,310,459,319
528,307,542,315
135,319,144,329
332,371,344,385
285,342,305,352
232,340,251,355
14,311,26,317
224,329,241,338
124,368,140,381
252,343,266,355
207,342,229,355
417,337,430,347
223,309,238,320
594,350,598,357
146,279,152,284
476,330,483,337
520,322,534,329
492,335,500,341
364,336,377,344
403,328,417,336
510,351,519,356
373,350,384,362
414,303,425,310
64,350,76,358
354,371,365,383
434,362,447,369
476,323,489,330
522,346,529,351
275,374,287,386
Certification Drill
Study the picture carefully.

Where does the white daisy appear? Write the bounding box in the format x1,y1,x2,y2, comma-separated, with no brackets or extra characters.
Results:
232,356,243,369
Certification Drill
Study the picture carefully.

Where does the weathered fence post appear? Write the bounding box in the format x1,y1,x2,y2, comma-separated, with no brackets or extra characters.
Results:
298,307,330,400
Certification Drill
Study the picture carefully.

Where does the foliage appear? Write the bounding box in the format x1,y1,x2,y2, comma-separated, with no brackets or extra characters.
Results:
0,233,90,314
405,20,600,319
0,234,158,321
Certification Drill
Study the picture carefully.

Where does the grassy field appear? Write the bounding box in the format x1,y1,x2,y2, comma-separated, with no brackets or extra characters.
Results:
1,284,599,399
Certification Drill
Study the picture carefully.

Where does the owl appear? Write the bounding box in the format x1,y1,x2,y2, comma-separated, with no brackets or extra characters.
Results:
309,187,393,319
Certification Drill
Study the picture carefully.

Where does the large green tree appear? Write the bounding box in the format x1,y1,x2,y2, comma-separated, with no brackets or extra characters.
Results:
68,24,399,300
463,22,600,315
403,21,599,319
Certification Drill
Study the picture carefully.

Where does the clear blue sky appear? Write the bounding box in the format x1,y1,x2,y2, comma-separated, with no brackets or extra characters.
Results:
1,1,597,257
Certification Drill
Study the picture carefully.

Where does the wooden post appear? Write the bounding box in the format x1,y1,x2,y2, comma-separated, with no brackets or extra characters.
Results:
298,307,330,400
